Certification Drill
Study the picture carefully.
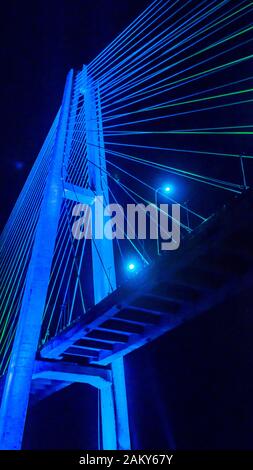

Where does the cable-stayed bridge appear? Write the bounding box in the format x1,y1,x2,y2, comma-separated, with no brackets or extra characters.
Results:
0,0,253,450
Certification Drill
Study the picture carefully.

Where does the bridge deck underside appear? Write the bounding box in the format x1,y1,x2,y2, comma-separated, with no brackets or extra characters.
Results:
40,192,253,368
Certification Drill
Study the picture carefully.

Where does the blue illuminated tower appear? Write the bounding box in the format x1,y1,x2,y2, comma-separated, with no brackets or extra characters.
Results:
0,67,130,450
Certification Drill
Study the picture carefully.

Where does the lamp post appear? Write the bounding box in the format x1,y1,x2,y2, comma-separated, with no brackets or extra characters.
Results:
155,185,172,256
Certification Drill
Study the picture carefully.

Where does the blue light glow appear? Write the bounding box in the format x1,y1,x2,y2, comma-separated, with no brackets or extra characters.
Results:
14,161,25,171
128,263,136,272
164,186,172,193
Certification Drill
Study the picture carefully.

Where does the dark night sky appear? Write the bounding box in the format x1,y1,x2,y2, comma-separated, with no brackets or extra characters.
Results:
0,0,149,229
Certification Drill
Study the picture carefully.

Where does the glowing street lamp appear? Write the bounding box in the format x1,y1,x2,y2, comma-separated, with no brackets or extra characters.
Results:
127,263,136,272
155,184,173,256
164,186,172,193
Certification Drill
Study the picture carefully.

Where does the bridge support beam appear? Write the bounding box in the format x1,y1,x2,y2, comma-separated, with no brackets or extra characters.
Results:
33,360,130,450
82,67,130,450
83,65,116,304
99,359,131,450
0,70,73,450
111,358,131,450
100,384,117,449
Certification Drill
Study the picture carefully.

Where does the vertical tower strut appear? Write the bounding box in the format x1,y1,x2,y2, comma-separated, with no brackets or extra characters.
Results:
83,66,130,449
83,66,116,303
0,70,73,450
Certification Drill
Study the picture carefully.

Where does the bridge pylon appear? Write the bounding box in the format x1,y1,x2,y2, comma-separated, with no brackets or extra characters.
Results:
0,66,130,450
